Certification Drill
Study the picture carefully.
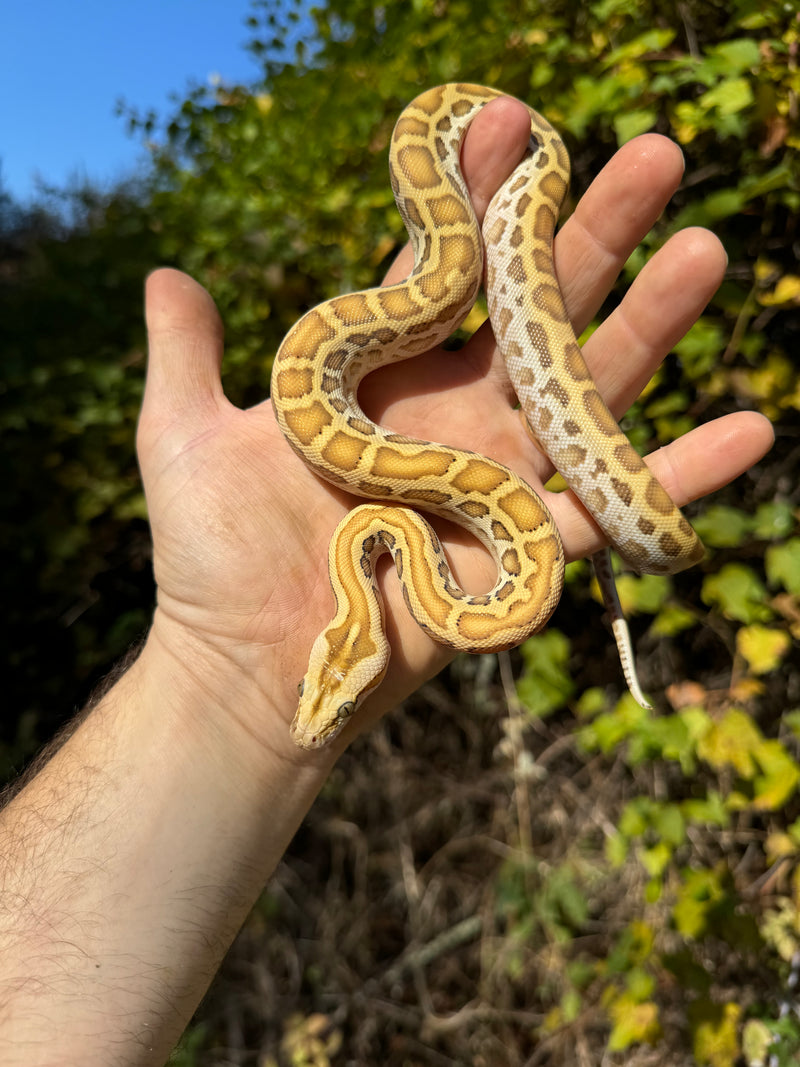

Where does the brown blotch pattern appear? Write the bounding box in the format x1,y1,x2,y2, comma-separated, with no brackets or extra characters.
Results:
583,389,621,437
397,144,441,189
540,170,567,203
611,477,634,507
533,202,557,241
502,548,521,575
394,115,431,140
613,443,645,473
347,416,373,436
531,283,568,322
564,343,591,382
507,254,527,283
645,479,675,515
540,377,569,407
458,500,490,519
525,322,553,365
659,531,682,557
429,194,472,227
515,191,532,218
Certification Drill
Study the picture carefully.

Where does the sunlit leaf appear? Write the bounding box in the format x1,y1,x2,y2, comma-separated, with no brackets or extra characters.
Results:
607,994,661,1052
690,999,741,1067
736,623,791,674
696,708,762,778
766,539,800,595
701,564,773,623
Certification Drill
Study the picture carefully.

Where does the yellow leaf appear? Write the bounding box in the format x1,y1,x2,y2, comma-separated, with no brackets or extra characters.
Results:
765,831,796,864
752,739,800,811
759,272,800,306
737,623,792,674
607,994,661,1051
690,1000,741,1067
696,708,762,778
742,1019,773,1065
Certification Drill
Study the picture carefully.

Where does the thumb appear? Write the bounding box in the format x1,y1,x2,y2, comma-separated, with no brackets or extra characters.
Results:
139,268,227,462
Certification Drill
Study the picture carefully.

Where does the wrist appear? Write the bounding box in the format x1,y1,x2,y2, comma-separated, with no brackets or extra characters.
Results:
0,611,333,1065
141,607,334,782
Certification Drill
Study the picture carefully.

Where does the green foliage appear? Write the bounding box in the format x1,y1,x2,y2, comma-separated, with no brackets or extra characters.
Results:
2,0,798,1061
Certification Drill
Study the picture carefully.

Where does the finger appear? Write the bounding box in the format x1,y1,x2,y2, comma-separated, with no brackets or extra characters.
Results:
556,133,686,334
580,226,728,415
382,96,531,286
553,411,775,562
139,269,227,455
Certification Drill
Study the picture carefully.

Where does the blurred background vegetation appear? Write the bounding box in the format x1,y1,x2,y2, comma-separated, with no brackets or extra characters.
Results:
1,0,798,1063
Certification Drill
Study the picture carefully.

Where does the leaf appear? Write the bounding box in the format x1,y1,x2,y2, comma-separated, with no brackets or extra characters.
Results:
517,629,575,717
736,624,791,675
701,77,754,117
758,273,800,307
701,564,773,623
742,1020,773,1066
692,505,753,548
614,573,671,615
640,841,672,879
673,317,726,379
752,501,796,541
766,539,800,595
696,708,762,779
607,993,661,1052
650,602,698,637
752,740,800,811
690,999,742,1067
614,108,658,143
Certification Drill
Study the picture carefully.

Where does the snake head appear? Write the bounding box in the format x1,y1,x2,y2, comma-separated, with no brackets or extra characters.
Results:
289,670,365,750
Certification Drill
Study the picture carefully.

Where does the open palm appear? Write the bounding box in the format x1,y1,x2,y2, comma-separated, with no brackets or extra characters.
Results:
137,97,773,756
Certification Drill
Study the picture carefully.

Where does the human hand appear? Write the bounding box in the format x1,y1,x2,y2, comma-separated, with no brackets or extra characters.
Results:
139,97,773,762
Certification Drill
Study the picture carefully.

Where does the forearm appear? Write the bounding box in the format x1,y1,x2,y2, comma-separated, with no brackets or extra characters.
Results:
0,618,330,1066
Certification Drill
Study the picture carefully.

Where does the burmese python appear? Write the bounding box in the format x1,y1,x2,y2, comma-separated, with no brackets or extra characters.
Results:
271,83,703,749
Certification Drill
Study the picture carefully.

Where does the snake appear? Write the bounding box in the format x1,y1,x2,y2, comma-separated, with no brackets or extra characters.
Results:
271,83,704,750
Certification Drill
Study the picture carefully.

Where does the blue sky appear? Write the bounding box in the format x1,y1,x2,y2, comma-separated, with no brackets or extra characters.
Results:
1,0,268,204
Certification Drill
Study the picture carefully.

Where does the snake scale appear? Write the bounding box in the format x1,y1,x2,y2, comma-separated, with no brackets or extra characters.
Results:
271,83,704,749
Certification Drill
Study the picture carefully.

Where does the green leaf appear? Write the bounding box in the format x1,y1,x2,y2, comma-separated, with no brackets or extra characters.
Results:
708,39,761,75
752,501,796,541
692,505,753,548
517,629,575,717
701,564,773,623
766,538,800,595
681,791,729,828
673,867,728,939
615,573,671,615
700,77,754,117
650,602,698,637
752,740,800,811
614,108,658,143
673,317,726,379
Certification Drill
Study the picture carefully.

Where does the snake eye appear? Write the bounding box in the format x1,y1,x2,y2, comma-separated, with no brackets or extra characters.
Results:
297,679,305,697
337,700,356,722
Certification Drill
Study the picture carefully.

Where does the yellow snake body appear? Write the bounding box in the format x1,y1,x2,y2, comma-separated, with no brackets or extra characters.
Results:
271,84,703,749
